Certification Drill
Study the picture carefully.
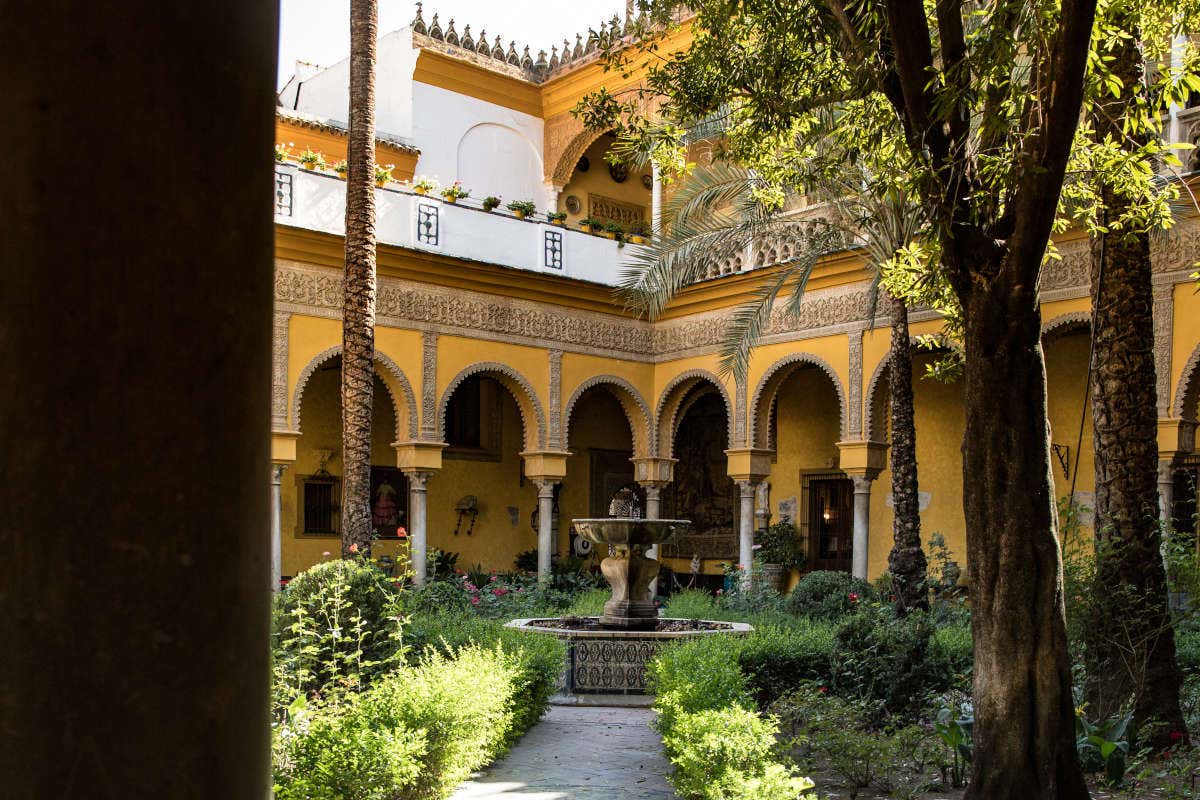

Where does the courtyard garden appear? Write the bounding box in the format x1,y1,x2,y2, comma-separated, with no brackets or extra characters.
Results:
270,524,1200,800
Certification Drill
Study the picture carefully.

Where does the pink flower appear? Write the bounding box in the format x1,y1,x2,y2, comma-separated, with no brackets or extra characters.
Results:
464,582,477,592
489,575,498,582
1170,731,1184,742
848,592,859,602
349,543,359,554
322,551,331,557
470,596,480,606
818,686,828,694
715,589,724,596
492,588,508,597
396,526,407,538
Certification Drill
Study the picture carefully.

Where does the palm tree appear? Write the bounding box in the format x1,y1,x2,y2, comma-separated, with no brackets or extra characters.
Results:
1077,8,1187,745
340,0,379,558
620,164,930,605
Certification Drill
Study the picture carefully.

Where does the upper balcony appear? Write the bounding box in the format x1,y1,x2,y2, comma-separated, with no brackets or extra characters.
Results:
274,163,640,285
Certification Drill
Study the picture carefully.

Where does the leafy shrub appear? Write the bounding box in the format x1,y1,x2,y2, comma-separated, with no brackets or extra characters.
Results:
273,558,404,701
755,520,804,569
403,611,565,736
272,693,427,800
772,686,943,798
790,570,876,620
932,621,973,685
664,588,720,620
565,587,609,616
649,634,751,733
737,622,836,707
404,578,472,616
663,706,817,800
829,605,953,719
274,645,527,800
718,560,793,615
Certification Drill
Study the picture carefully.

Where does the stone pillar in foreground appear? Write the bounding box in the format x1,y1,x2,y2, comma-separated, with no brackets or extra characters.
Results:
1,2,278,794
523,451,570,584
395,441,446,588
850,475,874,580
271,464,288,592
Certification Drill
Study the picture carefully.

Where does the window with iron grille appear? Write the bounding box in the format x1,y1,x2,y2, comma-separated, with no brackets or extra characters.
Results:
544,230,563,269
274,170,293,216
301,476,339,535
417,203,439,245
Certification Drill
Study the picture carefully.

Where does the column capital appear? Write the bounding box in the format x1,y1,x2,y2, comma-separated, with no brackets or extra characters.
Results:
736,479,758,498
270,462,289,484
631,456,676,486
1158,417,1196,459
836,439,888,479
850,473,874,493
533,478,560,498
402,469,435,490
725,447,772,483
394,440,447,472
521,450,571,481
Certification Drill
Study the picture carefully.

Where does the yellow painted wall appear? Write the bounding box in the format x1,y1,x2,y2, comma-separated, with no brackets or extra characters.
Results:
866,353,967,579
559,390,635,563
559,136,653,229
1045,329,1095,534
282,369,412,576
1172,283,1200,414
426,388,541,571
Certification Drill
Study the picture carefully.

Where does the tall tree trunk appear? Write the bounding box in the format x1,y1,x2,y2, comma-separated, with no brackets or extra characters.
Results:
340,0,378,558
886,292,927,612
1082,15,1187,745
961,268,1090,800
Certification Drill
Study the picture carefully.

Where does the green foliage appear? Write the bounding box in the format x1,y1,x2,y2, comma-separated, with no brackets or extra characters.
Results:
754,520,804,570
717,560,793,616
790,570,876,620
649,634,752,733
545,210,567,223
933,704,974,788
1076,708,1133,786
829,604,954,719
273,643,550,800
736,623,836,707
427,547,460,581
664,588,721,619
272,693,426,800
506,199,537,216
772,686,945,798
662,706,817,800
482,195,501,211
565,587,609,616
272,558,405,702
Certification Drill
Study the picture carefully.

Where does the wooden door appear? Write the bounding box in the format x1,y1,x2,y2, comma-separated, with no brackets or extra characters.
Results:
807,478,854,573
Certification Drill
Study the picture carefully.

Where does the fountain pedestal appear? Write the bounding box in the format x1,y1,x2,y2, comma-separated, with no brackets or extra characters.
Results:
574,518,687,630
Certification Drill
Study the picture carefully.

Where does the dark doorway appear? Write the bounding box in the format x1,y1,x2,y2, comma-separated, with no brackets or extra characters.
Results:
807,477,854,572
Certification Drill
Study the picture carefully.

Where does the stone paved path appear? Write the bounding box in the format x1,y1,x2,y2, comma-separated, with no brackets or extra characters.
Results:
449,705,677,800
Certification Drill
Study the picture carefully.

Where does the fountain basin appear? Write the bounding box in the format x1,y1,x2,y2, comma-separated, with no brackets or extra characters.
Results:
573,518,690,629
507,617,752,697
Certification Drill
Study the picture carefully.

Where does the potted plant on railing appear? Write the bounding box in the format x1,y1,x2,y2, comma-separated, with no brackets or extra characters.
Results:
274,142,294,164
333,160,348,179
626,221,650,244
441,181,470,204
579,216,603,234
545,210,567,226
602,220,624,240
412,175,438,195
506,200,536,220
754,520,804,593
375,163,394,187
482,196,501,212
297,148,326,171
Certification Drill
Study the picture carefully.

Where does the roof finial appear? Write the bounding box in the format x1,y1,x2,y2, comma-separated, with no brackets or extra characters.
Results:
476,28,491,55
412,1,426,34
506,40,520,65
573,33,584,59
429,12,443,40
549,45,559,70
445,17,458,45
492,35,504,59
460,23,473,50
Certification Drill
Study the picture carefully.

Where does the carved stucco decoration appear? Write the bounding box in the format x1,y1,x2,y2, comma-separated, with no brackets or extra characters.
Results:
1040,311,1091,341
749,352,849,450
562,374,654,457
437,362,547,451
421,332,439,439
1151,217,1200,274
291,345,419,440
545,111,602,186
272,311,290,430
653,369,735,457
1041,240,1091,291
1153,283,1174,416
548,349,563,449
847,328,864,438
1172,340,1200,420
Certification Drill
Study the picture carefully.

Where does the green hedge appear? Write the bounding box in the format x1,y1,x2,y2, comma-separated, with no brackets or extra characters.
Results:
649,635,816,800
737,622,836,707
273,640,562,800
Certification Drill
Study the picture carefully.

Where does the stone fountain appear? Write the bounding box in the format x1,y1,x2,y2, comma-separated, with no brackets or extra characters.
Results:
507,492,750,701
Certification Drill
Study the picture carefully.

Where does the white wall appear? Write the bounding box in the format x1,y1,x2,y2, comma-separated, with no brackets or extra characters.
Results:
411,83,547,208
285,27,417,140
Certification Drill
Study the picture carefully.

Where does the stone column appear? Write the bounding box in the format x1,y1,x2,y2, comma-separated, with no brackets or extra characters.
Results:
737,480,758,587
405,470,433,586
642,485,662,596
271,463,288,592
851,474,874,580
535,480,559,583
2,1,277,793
1158,460,1175,530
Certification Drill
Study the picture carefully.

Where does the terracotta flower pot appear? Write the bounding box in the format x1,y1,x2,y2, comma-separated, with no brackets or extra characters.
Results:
579,224,593,234
443,196,457,204
514,210,528,220
414,186,428,195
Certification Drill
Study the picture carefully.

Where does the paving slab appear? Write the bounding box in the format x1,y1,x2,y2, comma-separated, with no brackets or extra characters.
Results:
449,705,676,800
